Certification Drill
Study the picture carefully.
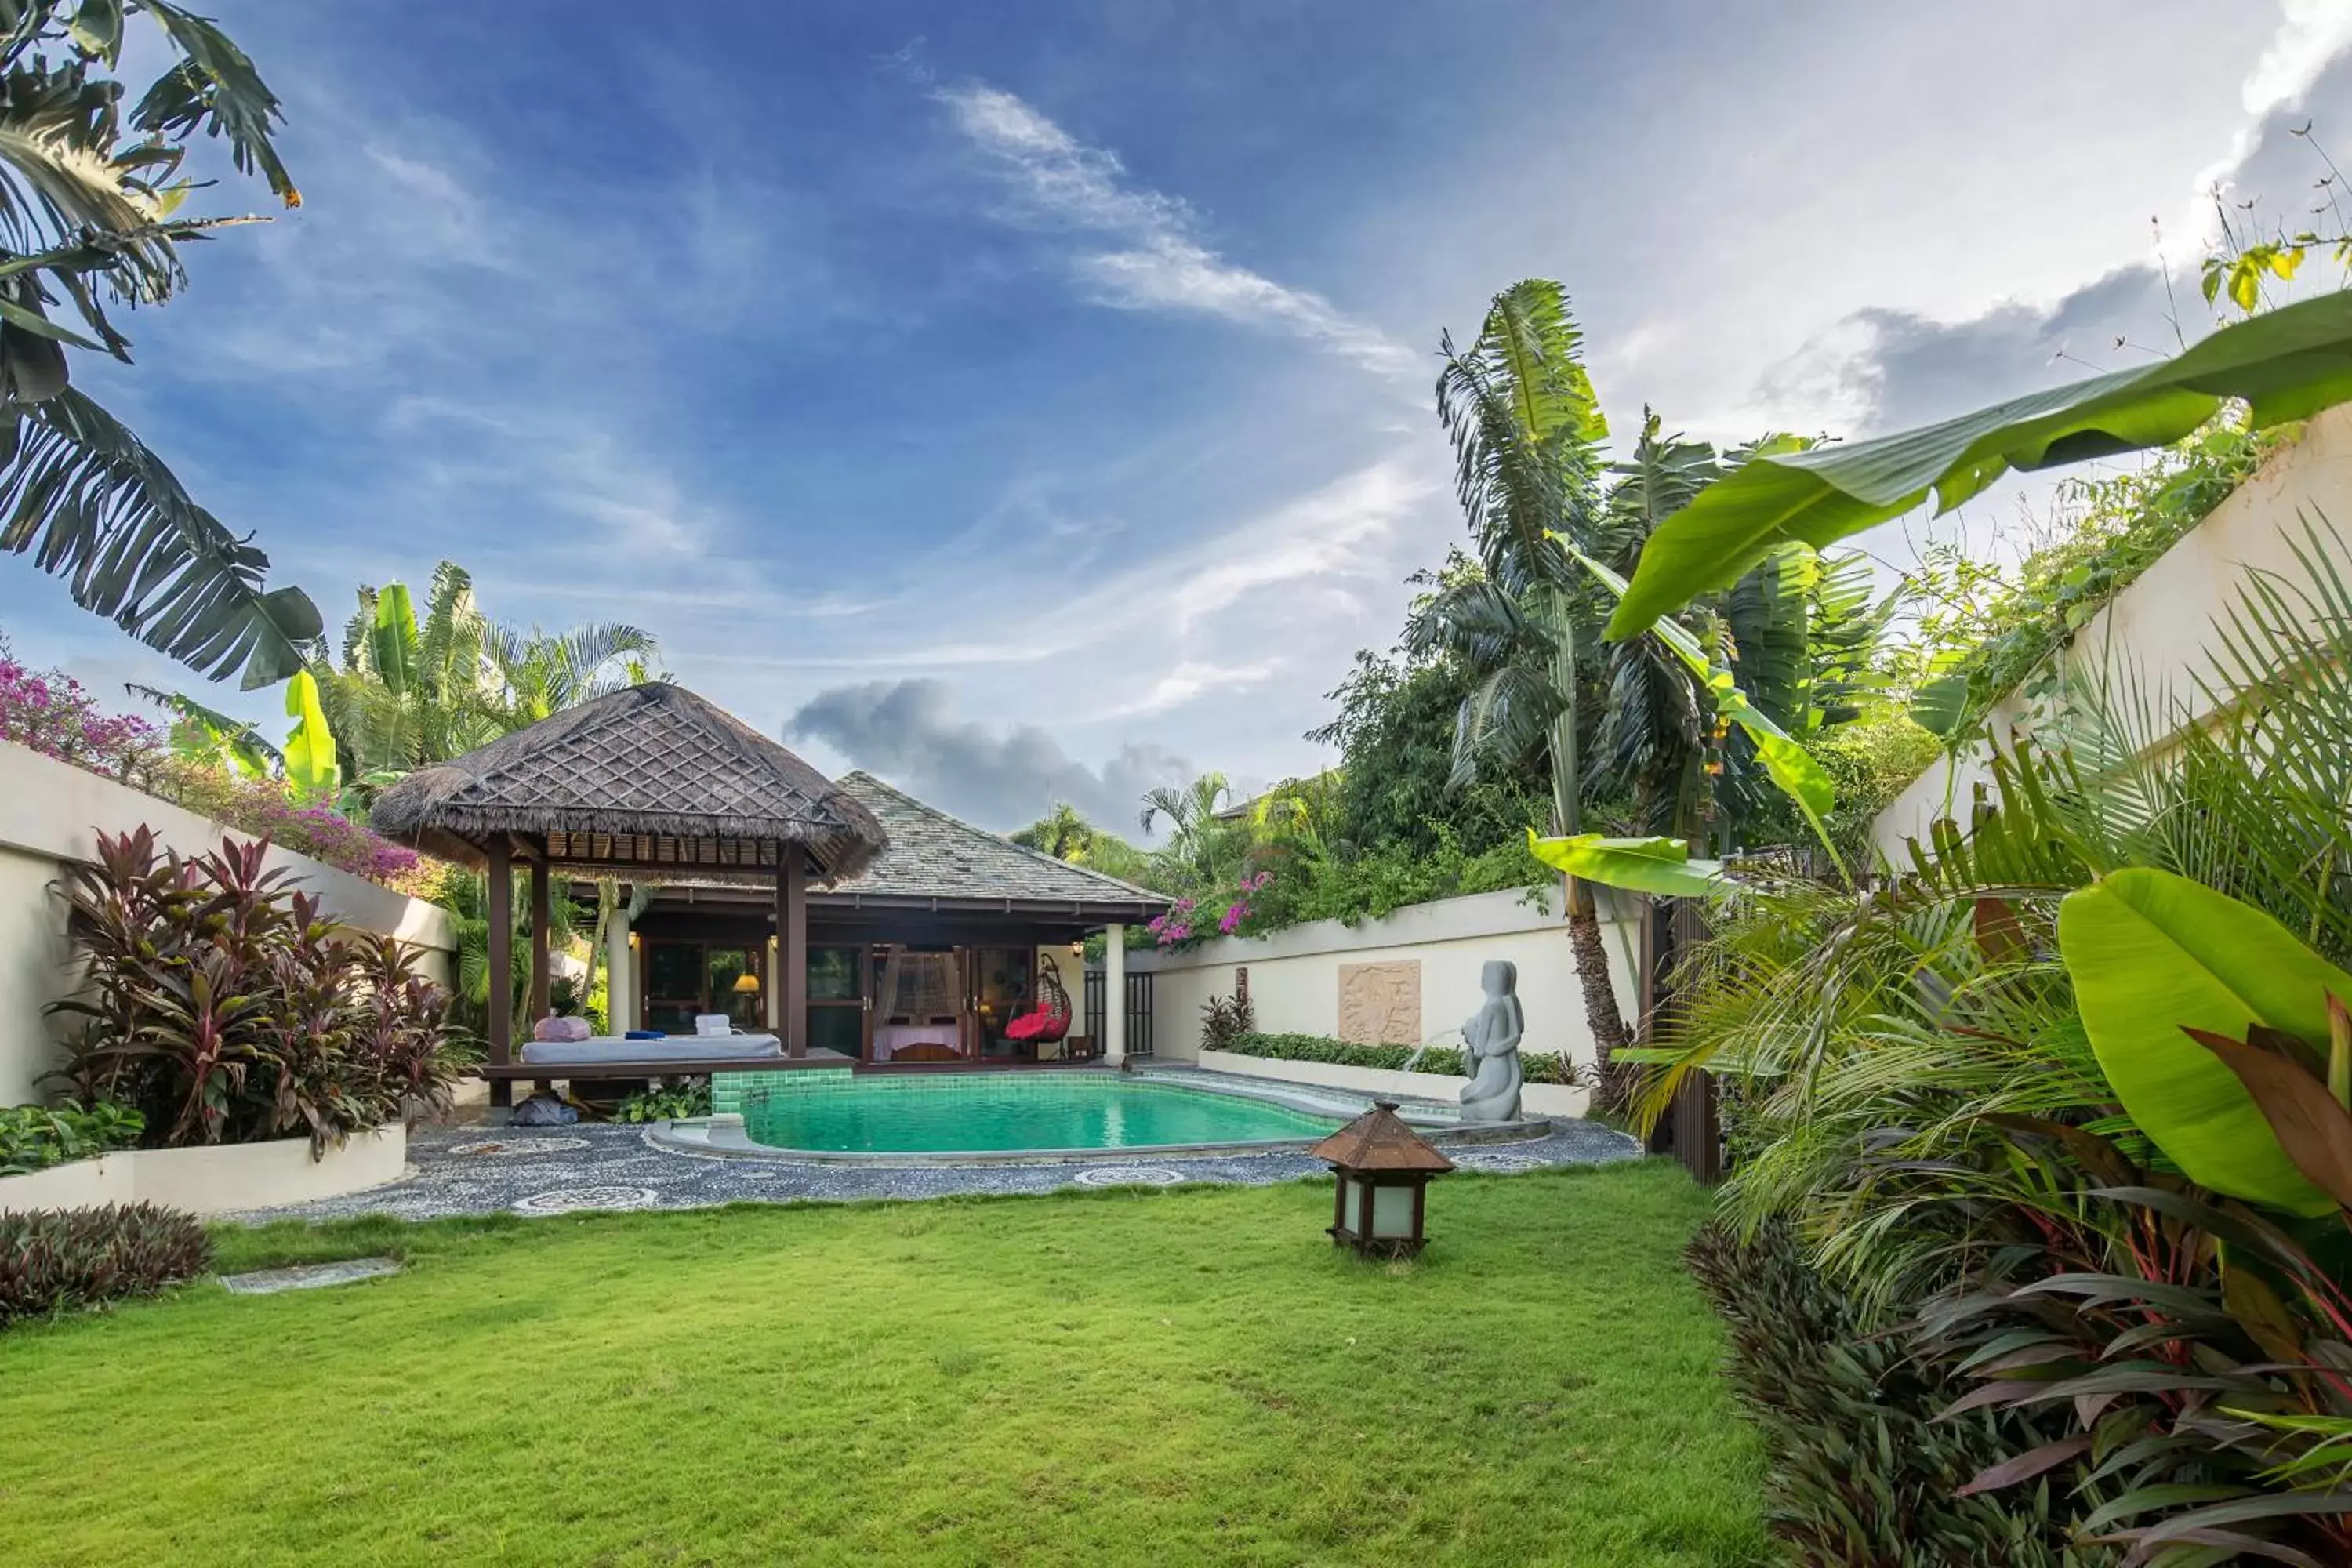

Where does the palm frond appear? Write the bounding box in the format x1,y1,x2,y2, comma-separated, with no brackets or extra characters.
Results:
0,388,319,685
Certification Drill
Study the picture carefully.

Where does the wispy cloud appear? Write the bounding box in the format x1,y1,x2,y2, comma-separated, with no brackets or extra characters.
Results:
937,82,1415,375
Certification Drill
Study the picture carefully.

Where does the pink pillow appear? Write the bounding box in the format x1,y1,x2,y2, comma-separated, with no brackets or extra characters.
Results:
532,1014,593,1043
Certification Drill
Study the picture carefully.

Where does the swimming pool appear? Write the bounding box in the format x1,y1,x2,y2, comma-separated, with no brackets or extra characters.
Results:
717,1071,1344,1156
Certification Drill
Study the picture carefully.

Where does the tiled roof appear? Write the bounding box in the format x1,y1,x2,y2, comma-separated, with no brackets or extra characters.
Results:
824,772,1167,911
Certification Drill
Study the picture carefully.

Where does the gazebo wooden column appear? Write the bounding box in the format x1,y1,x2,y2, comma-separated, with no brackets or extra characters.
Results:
778,843,807,1057
486,838,514,1109
528,840,552,1025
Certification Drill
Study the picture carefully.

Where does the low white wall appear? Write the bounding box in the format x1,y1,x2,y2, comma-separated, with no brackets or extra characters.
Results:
1875,405,2352,856
1196,1047,1591,1117
1130,886,1639,1080
0,742,457,1105
0,1124,406,1217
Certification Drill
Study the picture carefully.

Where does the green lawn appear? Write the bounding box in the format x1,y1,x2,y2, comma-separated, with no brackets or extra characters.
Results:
0,1161,1769,1567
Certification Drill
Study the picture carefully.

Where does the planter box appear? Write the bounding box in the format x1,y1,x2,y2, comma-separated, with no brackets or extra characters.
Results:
1196,1049,1590,1119
0,1124,406,1218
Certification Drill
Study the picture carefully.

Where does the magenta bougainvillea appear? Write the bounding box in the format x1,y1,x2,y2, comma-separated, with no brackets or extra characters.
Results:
0,654,429,894
0,658,160,779
1149,871,1276,950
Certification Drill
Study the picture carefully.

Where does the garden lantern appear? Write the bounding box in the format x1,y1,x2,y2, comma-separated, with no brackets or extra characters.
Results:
1310,1101,1453,1259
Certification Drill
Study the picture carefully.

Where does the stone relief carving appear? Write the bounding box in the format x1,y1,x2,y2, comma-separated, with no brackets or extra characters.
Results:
1337,960,1422,1045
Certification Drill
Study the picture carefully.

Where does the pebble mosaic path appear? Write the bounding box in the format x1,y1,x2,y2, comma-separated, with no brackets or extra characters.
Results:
226,1116,1643,1223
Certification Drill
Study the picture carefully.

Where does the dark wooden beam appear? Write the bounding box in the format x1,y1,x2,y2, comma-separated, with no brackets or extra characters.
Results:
781,843,808,1058
487,837,514,1109
528,843,552,1025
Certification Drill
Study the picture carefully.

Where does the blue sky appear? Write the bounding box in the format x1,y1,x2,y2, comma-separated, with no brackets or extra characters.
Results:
2,0,2348,830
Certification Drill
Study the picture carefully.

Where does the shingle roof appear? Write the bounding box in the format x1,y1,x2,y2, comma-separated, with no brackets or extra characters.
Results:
371,683,887,884
826,771,1168,912
1308,1102,1457,1173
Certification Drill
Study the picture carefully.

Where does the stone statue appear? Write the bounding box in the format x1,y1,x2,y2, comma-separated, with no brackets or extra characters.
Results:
1458,959,1524,1123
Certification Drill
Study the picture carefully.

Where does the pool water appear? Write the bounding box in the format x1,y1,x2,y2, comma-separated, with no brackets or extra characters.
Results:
722,1072,1342,1155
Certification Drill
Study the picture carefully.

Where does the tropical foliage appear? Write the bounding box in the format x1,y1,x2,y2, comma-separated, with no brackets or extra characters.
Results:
0,1,318,688
0,1203,210,1328
48,827,467,1155
1605,290,2352,643
0,1099,140,1175
318,560,659,788
0,635,427,889
1630,513,2352,1560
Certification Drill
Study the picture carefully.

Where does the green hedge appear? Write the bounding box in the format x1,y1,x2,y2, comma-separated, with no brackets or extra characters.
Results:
1217,1031,1574,1085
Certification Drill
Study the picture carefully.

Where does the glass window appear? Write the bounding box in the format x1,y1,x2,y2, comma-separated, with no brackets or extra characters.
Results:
707,947,758,1029
646,942,701,1003
808,947,861,1001
808,1007,863,1058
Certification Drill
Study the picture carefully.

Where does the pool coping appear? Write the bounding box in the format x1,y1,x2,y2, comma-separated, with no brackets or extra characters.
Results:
649,1065,1557,1167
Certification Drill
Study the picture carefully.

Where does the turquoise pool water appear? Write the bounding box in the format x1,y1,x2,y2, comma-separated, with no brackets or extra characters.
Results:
718,1072,1341,1154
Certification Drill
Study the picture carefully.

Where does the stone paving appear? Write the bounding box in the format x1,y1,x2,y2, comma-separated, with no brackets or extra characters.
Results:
227,1115,1643,1224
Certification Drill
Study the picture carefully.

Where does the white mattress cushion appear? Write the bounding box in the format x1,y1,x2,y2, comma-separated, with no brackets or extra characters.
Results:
517,1033,784,1065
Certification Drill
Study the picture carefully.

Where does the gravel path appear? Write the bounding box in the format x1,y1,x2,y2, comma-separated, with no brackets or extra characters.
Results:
227,1115,1642,1222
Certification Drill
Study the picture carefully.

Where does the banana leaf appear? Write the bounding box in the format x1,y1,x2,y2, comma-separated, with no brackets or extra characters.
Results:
368,581,420,699
1606,290,2352,641
281,670,340,805
2057,866,2352,1216
1526,829,1726,898
1568,545,1839,830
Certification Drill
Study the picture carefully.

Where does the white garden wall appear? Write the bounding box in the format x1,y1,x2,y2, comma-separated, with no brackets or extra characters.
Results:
0,742,457,1105
1874,404,2352,857
0,1126,406,1217
1129,886,1639,1094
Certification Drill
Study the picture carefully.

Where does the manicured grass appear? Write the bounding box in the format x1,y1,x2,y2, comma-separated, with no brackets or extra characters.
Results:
0,1162,1769,1566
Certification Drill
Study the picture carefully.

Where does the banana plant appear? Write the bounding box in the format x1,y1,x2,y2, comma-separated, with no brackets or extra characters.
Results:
129,683,280,777
1566,544,1845,877
1606,289,2352,643
1525,830,1726,898
2059,866,2352,1217
280,670,341,806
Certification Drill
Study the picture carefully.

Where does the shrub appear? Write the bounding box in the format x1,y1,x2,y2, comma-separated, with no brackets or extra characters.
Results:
1686,1223,2089,1566
0,648,433,894
1221,1030,1575,1084
0,1203,212,1327
1198,989,1255,1053
48,828,470,1156
615,1080,711,1123
0,1102,143,1176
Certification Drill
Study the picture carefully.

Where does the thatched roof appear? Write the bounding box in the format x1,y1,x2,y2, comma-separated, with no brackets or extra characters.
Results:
1308,1102,1456,1173
370,683,887,884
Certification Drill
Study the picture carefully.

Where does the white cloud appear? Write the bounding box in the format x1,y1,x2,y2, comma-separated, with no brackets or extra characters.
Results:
937,81,1415,374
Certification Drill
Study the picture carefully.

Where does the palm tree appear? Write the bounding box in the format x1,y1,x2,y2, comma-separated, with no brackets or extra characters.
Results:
1588,416,1896,848
1012,802,1096,860
0,3,317,688
316,561,660,785
323,563,499,779
483,620,660,729
1406,280,1634,1076
1139,772,1241,889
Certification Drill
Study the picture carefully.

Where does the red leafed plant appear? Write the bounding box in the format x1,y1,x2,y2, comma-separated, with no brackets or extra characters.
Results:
46,828,470,1157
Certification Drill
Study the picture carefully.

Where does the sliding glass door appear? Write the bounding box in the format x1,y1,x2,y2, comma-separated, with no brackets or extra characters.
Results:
643,940,764,1034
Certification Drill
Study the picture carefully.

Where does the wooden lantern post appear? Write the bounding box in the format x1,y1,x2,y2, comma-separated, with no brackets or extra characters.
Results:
1308,1101,1454,1259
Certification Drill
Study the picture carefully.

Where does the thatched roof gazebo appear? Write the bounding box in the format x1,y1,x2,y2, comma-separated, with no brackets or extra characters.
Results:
371,682,888,1101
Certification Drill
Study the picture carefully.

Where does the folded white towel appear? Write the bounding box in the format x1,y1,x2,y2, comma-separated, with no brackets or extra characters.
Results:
694,1014,734,1036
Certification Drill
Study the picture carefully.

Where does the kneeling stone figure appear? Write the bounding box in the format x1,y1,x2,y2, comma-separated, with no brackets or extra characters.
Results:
1458,959,1524,1124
